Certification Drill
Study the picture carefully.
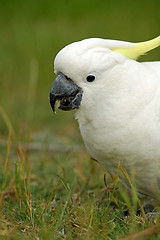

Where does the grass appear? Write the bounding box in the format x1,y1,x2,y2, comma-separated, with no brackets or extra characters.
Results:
0,131,160,239
0,0,160,239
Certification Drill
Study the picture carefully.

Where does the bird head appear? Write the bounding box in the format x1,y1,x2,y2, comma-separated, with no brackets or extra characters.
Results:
50,36,160,112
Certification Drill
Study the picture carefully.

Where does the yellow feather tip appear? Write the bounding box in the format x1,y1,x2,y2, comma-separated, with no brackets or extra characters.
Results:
113,36,160,60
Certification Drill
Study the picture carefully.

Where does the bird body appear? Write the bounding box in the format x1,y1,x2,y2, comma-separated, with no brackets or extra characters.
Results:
50,36,160,197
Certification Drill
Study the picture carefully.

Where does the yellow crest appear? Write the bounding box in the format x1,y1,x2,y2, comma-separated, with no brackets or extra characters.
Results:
113,36,160,60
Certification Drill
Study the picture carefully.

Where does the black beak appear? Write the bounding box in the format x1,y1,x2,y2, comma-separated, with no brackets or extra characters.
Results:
50,73,83,112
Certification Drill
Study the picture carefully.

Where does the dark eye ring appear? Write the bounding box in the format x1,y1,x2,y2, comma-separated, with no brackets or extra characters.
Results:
86,75,95,82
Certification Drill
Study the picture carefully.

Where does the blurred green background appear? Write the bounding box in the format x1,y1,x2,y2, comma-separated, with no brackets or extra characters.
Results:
0,1,159,238
0,0,160,141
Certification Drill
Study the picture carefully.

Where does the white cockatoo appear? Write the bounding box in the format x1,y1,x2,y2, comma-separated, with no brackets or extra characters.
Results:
50,36,160,198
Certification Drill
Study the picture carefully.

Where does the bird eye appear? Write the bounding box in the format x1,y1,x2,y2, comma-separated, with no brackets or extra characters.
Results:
86,75,95,82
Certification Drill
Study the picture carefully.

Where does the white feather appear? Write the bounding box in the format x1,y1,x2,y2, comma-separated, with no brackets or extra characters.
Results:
54,38,160,197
